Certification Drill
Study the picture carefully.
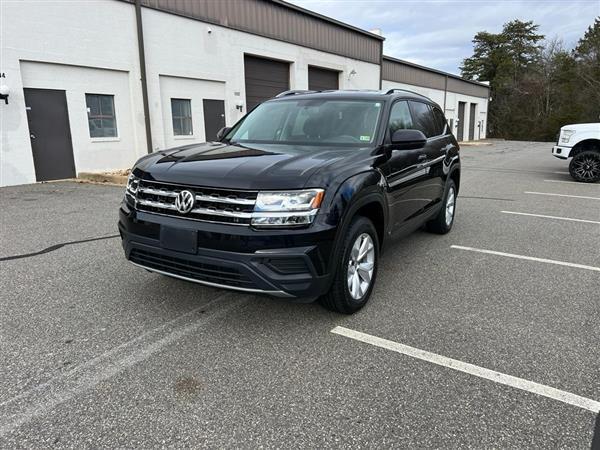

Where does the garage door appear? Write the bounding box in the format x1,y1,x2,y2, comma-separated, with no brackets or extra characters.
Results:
244,55,289,112
308,66,339,91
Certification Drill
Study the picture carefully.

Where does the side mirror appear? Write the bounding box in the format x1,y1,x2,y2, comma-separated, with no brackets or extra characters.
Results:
216,126,231,141
391,129,427,149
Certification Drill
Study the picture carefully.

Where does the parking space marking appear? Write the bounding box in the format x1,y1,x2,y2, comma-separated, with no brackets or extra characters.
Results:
0,293,244,437
544,179,600,186
501,211,600,225
450,245,600,272
451,245,600,272
524,191,600,201
331,326,600,413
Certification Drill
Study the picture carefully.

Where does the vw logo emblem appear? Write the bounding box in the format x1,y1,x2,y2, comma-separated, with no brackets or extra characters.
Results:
175,190,195,214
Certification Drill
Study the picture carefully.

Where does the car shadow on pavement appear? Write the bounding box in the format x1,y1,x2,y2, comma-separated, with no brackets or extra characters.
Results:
592,412,600,449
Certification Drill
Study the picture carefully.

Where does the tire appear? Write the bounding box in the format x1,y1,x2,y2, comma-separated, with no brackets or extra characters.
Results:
425,179,457,234
569,151,600,183
319,216,379,314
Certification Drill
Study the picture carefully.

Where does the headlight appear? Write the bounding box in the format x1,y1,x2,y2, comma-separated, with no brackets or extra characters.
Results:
126,173,139,197
561,130,575,143
252,189,324,227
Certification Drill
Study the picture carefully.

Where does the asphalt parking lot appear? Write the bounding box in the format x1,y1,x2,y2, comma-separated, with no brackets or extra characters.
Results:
1,140,599,448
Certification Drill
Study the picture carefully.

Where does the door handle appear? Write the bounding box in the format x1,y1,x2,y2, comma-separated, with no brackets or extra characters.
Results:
30,134,36,139
417,154,427,162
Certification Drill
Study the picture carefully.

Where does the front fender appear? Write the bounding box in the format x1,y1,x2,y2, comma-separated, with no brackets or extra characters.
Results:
321,170,388,275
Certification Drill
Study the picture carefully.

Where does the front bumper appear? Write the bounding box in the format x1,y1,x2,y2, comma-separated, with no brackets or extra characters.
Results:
552,145,571,159
118,204,335,301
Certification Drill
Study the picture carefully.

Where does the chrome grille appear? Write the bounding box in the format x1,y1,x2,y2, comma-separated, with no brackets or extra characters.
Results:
134,180,257,225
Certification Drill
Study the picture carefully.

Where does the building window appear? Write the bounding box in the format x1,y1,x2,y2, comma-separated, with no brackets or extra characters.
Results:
171,98,193,136
86,94,117,138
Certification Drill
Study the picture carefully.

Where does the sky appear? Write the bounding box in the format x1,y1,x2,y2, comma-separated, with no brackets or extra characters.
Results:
288,0,599,75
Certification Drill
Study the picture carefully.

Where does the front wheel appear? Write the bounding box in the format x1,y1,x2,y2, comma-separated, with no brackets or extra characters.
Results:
319,216,379,314
569,151,600,183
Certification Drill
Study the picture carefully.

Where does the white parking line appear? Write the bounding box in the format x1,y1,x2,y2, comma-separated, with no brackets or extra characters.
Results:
451,245,600,272
524,191,600,201
544,179,600,186
331,326,600,413
501,210,600,225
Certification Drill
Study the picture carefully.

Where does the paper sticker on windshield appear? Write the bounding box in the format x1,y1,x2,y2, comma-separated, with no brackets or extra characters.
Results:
360,135,371,141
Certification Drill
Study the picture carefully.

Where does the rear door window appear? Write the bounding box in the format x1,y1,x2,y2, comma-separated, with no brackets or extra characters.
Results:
432,107,449,136
408,101,437,138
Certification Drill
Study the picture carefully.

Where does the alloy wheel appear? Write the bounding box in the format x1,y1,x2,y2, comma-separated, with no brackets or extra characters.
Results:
445,186,456,226
347,233,375,300
572,154,600,181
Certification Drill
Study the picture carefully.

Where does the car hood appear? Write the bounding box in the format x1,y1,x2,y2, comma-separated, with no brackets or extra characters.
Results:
561,122,600,132
134,141,372,190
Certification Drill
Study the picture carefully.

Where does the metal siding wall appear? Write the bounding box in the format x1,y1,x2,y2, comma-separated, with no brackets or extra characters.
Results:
133,0,381,64
383,58,489,99
447,78,489,98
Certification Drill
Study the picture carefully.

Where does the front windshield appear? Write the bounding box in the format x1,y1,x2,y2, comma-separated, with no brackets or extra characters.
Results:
227,99,383,146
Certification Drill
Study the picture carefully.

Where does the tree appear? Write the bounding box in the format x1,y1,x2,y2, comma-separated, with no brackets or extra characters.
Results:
573,18,600,120
461,18,599,141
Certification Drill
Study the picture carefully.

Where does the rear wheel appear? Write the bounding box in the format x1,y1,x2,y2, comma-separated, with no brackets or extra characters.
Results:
569,151,600,183
425,179,457,234
319,216,379,314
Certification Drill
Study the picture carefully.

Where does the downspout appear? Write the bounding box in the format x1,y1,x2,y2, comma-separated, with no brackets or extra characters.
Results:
443,75,448,111
135,0,153,154
379,42,383,90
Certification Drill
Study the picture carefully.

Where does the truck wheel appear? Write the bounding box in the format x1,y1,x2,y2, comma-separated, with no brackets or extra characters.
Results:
569,151,600,183
319,216,379,314
425,179,457,234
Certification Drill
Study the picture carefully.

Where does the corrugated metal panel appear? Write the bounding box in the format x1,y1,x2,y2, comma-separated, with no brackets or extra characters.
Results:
382,59,446,90
127,0,382,64
383,57,490,98
447,77,489,98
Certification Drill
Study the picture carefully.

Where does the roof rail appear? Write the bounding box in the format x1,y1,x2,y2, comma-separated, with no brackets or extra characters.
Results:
275,89,319,98
384,88,429,99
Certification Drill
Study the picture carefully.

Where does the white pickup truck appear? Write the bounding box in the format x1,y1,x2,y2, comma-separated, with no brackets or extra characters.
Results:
552,123,600,182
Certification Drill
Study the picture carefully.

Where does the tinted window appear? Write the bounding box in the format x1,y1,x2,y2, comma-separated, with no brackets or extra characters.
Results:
227,99,383,146
409,101,437,138
432,107,449,136
388,101,413,135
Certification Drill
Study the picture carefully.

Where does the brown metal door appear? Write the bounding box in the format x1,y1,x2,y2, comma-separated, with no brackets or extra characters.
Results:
308,66,339,91
469,103,477,140
24,88,76,181
202,99,226,141
244,55,289,111
457,101,466,141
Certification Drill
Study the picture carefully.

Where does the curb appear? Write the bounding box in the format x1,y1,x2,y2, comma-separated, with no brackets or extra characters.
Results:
458,141,493,147
78,172,128,185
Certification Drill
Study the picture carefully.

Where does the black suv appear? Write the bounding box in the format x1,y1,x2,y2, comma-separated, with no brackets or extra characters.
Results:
119,89,460,313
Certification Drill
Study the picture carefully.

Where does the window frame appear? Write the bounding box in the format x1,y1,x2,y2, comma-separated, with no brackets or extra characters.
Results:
170,98,194,138
85,93,118,139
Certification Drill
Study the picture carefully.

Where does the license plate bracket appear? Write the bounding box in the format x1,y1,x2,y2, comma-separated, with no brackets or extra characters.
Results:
160,226,198,254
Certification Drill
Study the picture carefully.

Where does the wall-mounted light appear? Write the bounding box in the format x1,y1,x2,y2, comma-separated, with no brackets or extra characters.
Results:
0,85,9,104
235,100,243,112
347,69,357,81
